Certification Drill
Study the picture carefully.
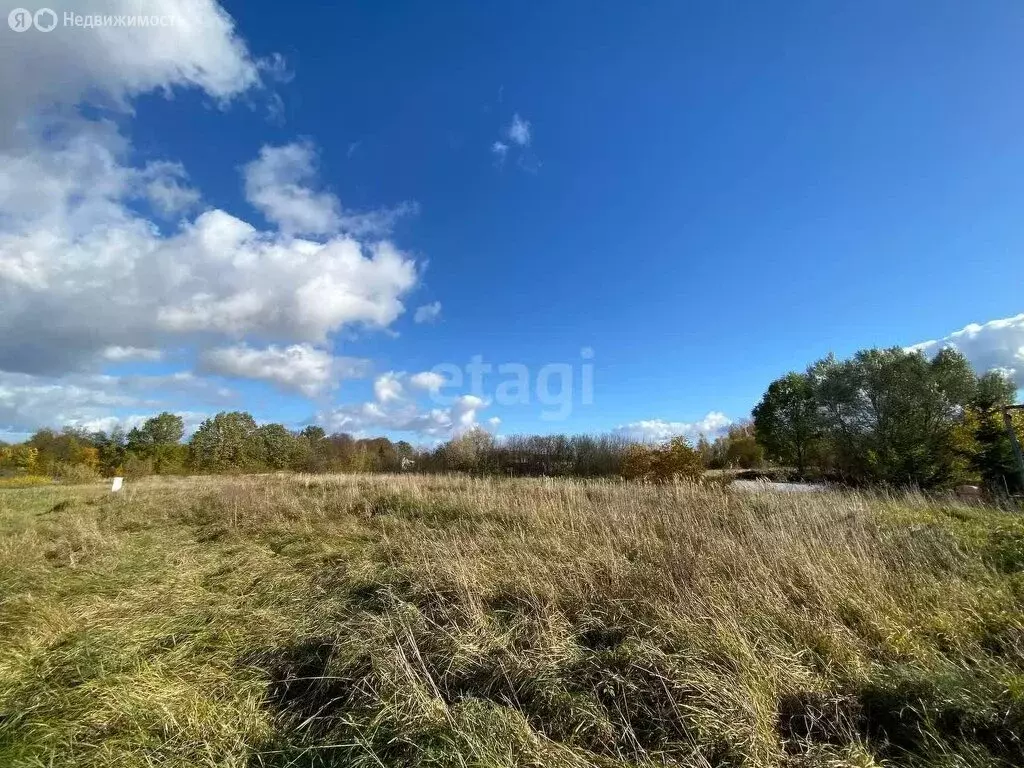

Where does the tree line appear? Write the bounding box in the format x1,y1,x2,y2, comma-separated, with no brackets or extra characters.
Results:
753,346,1023,492
0,411,715,482
2,345,1020,490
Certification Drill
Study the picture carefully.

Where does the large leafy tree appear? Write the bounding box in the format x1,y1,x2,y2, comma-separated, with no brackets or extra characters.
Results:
752,371,820,475
189,412,261,472
257,424,297,470
761,348,979,487
125,412,187,474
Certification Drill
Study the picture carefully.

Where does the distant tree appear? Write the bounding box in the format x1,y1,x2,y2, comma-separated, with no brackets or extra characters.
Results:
189,412,261,472
299,426,326,443
723,421,765,468
126,412,186,474
8,445,39,473
359,437,400,472
91,427,127,475
757,347,980,487
128,412,185,449
812,348,976,486
655,436,704,481
969,370,1022,493
621,443,657,481
753,371,820,475
256,424,296,470
439,429,495,473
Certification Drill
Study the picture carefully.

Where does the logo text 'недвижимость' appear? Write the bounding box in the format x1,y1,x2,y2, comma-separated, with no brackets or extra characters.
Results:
9,8,180,32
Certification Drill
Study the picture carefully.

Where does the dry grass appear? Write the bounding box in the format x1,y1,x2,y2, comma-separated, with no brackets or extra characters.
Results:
1,474,1022,767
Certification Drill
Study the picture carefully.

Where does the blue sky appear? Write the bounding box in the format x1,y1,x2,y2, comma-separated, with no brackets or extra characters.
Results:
1,0,1022,443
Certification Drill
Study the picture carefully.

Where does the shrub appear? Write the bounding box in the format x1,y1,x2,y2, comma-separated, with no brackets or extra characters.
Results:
622,437,703,482
53,462,100,484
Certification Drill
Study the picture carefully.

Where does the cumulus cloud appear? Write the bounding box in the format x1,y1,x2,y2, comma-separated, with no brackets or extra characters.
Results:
138,161,201,217
0,0,422,398
242,142,342,235
0,0,265,146
69,410,210,438
0,369,230,435
316,368,491,438
0,130,419,374
243,141,417,237
613,412,732,443
413,301,442,324
908,313,1024,388
373,372,405,403
409,371,446,392
317,394,490,438
200,343,370,396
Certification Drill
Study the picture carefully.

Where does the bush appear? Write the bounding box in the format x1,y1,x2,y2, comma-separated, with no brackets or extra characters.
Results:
53,462,100,484
123,454,155,479
621,437,703,482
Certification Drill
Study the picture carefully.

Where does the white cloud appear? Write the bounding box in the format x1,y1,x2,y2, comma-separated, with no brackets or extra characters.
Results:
102,346,164,362
909,313,1024,388
613,412,732,443
491,114,536,170
137,161,200,217
413,301,442,324
317,393,490,438
242,141,341,236
0,0,450,445
409,371,446,392
0,0,265,146
0,132,419,374
200,343,369,396
0,1,422,385
506,114,531,146
0,370,229,435
318,369,491,438
243,141,417,237
373,372,405,403
67,410,209,438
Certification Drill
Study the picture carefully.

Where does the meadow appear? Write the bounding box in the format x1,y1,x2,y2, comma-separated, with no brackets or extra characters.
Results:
0,474,1022,767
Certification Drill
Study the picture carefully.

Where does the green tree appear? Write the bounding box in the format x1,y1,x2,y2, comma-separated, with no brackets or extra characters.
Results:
970,371,1021,493
126,412,186,474
91,427,127,475
807,348,978,486
752,371,820,475
256,424,296,470
189,412,261,472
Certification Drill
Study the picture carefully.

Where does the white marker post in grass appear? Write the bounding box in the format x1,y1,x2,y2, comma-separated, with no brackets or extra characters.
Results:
111,477,124,493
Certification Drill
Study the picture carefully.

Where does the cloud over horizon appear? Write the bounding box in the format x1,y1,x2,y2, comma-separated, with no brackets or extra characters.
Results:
909,313,1024,388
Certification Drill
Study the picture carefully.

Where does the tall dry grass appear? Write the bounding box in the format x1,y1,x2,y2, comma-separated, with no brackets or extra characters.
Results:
0,474,1022,767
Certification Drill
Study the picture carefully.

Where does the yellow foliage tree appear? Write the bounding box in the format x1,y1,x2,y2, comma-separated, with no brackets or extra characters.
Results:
621,437,703,482
77,446,100,470
11,446,38,473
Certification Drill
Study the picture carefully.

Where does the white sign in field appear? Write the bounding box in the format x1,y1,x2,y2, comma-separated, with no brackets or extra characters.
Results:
111,477,124,492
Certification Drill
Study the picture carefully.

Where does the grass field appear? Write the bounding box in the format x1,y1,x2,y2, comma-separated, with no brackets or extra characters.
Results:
1,474,1023,767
